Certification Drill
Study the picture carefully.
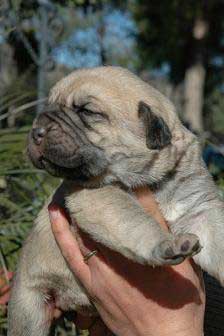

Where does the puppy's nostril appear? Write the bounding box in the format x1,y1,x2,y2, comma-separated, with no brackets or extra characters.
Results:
32,127,46,144
34,127,46,137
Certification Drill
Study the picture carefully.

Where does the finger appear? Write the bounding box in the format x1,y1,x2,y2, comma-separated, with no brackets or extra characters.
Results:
48,205,91,288
0,283,11,295
133,186,168,231
0,269,13,280
53,308,62,320
0,289,10,305
77,230,104,267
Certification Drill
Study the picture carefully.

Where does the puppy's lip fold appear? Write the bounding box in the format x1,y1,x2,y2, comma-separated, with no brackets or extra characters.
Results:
28,150,45,170
40,157,89,181
41,156,76,170
42,149,81,169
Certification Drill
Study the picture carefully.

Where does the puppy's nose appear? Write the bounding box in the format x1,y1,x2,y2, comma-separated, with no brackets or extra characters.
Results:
32,127,46,145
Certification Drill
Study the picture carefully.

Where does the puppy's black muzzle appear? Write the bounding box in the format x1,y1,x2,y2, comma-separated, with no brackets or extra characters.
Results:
28,104,108,181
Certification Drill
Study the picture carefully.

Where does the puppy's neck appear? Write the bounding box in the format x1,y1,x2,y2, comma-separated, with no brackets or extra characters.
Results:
154,135,219,228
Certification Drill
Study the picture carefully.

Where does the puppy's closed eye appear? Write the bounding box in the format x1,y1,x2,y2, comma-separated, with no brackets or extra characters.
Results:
74,104,109,124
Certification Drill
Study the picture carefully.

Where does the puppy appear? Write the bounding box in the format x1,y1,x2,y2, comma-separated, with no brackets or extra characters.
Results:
8,66,224,336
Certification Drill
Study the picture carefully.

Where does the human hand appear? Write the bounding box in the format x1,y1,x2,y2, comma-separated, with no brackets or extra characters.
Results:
0,269,13,311
49,187,205,336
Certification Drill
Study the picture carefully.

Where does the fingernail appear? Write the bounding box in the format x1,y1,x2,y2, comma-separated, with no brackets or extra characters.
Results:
48,205,60,220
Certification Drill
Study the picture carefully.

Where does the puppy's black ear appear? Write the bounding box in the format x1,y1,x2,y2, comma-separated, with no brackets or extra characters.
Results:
138,101,172,150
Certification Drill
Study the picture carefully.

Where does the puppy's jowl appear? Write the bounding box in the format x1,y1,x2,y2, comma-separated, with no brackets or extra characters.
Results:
8,67,224,336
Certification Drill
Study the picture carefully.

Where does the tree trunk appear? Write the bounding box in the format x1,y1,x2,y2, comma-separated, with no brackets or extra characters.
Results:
37,4,48,115
183,17,208,133
184,61,205,133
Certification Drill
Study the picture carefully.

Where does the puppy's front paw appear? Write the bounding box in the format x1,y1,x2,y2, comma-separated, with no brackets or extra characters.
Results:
152,233,202,266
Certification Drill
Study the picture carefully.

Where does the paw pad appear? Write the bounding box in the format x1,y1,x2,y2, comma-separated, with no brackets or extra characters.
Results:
153,233,202,266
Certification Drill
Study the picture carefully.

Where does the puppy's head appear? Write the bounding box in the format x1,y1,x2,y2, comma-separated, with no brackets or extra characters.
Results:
28,66,187,186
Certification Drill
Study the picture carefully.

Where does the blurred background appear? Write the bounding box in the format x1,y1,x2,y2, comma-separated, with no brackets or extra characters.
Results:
0,0,224,334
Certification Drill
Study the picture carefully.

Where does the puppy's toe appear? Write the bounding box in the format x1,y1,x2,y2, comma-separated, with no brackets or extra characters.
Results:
176,233,202,257
152,233,202,266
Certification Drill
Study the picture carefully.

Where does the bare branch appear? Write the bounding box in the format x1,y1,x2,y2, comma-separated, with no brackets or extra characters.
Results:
0,98,47,121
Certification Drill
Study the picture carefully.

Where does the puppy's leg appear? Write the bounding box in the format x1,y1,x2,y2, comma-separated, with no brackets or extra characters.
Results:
8,277,52,336
179,206,224,285
67,186,201,266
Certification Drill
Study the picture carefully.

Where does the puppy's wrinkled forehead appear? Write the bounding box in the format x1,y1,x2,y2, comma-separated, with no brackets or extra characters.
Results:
49,66,177,127
49,68,135,121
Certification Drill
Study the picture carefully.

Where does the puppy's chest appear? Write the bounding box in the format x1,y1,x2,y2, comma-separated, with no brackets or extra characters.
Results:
159,202,185,223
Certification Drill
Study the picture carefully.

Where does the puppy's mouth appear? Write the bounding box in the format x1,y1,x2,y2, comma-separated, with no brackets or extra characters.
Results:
39,157,87,180
27,113,89,179
28,141,92,181
28,104,109,182
28,130,108,182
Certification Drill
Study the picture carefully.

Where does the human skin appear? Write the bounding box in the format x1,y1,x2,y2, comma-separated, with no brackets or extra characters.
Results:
49,187,205,336
0,269,13,306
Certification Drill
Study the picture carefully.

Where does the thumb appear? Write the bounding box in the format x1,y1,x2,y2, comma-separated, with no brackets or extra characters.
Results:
48,204,91,289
